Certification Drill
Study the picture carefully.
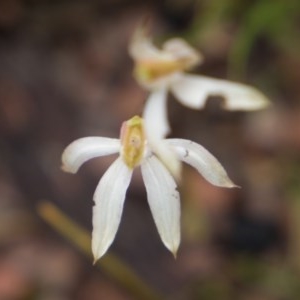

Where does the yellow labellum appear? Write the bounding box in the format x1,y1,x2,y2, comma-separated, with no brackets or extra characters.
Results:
134,59,186,83
121,116,145,169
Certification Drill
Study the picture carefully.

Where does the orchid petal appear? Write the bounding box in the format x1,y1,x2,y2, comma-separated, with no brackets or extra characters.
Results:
148,139,182,182
143,88,170,140
92,157,133,262
129,28,173,62
143,90,182,180
162,38,203,68
141,155,180,257
165,139,237,188
171,74,270,110
61,137,120,173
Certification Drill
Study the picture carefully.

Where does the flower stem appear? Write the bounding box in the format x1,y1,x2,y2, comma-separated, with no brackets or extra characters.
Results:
37,200,164,300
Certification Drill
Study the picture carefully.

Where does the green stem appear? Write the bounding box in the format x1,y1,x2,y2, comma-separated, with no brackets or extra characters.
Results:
37,200,164,300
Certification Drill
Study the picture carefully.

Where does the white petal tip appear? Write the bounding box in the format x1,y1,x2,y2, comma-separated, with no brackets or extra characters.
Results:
60,164,76,174
60,146,79,174
259,101,271,111
252,93,272,110
92,248,106,264
227,182,240,189
220,177,240,188
258,97,271,108
167,242,179,259
222,89,271,111
93,255,102,265
216,178,240,189
162,239,179,258
164,238,180,259
232,184,241,189
172,249,178,259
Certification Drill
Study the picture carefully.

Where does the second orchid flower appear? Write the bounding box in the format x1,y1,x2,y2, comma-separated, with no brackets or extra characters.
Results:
129,29,271,139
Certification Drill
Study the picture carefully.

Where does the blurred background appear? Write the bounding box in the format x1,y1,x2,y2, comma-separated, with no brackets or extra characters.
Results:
0,0,300,299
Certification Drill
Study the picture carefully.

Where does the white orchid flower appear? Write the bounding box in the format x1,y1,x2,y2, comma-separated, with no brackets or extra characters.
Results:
61,116,236,263
129,29,271,139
